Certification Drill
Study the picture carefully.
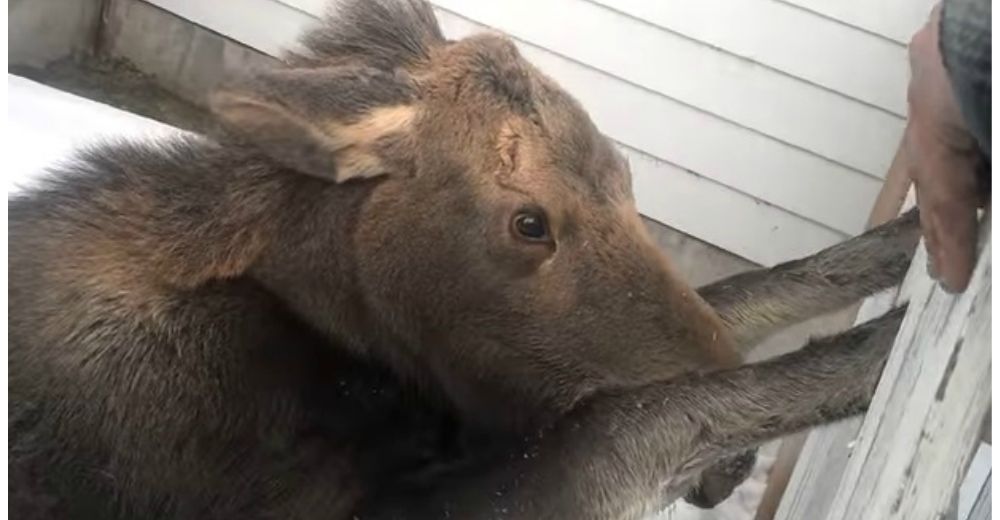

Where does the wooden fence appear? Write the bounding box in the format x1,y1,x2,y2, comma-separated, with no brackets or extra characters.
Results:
775,211,992,520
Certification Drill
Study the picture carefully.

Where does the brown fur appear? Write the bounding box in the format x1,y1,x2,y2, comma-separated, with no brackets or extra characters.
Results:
9,1,921,518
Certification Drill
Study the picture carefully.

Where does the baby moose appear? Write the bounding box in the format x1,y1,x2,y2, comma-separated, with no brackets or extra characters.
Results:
9,1,920,518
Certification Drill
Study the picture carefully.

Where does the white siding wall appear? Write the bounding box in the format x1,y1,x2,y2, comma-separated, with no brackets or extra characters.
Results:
147,0,935,266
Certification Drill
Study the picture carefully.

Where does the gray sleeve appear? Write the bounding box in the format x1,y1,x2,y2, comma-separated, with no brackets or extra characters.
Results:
939,0,992,161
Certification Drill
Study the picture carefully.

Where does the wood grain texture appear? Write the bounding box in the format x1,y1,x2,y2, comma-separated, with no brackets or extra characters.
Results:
771,189,913,520
752,432,807,520
865,137,915,229
965,473,990,520
957,444,992,520
778,211,992,520
826,216,991,519
757,163,917,520
772,287,904,520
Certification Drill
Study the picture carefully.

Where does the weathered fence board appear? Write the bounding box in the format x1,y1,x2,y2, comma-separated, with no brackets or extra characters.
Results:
773,192,915,520
966,473,991,520
777,212,991,520
772,291,898,519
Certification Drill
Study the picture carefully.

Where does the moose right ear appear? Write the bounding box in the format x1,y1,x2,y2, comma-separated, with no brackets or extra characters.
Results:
209,67,418,183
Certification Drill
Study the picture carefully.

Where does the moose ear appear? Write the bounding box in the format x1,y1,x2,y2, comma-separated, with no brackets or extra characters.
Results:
209,67,417,183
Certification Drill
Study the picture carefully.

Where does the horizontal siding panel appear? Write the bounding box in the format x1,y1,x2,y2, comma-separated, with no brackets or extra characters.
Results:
435,10,881,236
147,0,310,57
280,0,332,16
286,0,882,234
148,0,857,264
518,40,883,235
430,0,905,179
781,0,938,44
625,147,845,266
591,0,910,116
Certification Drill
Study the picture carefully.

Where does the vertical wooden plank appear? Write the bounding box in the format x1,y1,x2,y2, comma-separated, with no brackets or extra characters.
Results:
865,136,914,229
767,180,916,520
958,444,992,519
965,473,991,520
771,288,906,519
777,218,991,519
825,216,991,519
753,432,806,520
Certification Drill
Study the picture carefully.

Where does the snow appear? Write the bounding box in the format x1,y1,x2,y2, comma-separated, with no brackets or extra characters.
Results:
6,74,186,195
654,443,777,520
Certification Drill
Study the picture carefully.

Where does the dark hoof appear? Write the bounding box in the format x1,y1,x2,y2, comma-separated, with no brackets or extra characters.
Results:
683,449,757,509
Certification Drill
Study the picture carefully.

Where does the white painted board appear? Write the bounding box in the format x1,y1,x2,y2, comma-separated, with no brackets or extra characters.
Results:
831,223,990,519
431,0,905,179
148,0,864,266
778,210,993,519
591,0,910,116
782,0,939,44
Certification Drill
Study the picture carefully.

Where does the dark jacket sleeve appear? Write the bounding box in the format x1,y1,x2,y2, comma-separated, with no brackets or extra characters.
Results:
940,0,992,161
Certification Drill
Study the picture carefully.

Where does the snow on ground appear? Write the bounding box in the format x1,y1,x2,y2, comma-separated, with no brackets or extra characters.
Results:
654,443,777,520
6,74,186,195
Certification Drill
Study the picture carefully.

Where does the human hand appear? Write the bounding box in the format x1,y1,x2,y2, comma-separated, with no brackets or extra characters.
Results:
904,3,984,292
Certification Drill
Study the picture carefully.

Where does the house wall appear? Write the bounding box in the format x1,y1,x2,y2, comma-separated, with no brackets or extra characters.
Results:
9,0,104,67
139,0,937,267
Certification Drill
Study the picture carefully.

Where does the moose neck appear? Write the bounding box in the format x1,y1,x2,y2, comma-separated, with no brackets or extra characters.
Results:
47,137,367,333
118,140,302,290
70,135,420,381
226,151,412,365
39,135,425,382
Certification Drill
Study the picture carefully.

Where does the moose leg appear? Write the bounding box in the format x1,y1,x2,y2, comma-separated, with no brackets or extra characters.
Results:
685,210,917,507
683,448,757,508
698,209,919,353
361,307,905,520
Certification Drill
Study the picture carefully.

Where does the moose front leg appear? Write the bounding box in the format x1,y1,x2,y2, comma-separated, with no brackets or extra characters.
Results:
362,307,905,520
683,448,757,508
684,210,917,507
699,209,919,353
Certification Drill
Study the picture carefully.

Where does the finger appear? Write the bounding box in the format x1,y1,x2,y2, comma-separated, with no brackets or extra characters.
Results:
904,115,981,293
912,153,980,293
913,182,942,281
929,198,978,292
905,126,945,282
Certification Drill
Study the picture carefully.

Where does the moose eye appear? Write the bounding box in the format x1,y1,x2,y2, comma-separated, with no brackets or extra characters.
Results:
512,210,550,242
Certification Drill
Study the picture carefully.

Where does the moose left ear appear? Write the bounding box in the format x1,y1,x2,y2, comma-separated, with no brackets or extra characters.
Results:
209,66,418,183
